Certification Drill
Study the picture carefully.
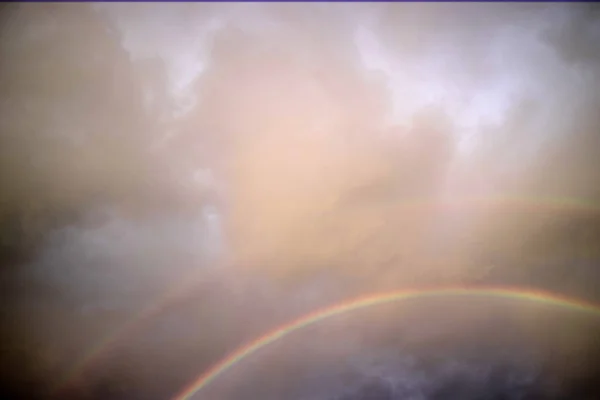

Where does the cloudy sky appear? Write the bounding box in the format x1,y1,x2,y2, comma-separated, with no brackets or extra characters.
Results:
1,3,600,400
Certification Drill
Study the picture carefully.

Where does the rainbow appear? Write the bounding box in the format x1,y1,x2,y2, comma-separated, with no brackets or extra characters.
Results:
51,195,600,395
172,286,600,400
50,269,208,395
401,195,600,214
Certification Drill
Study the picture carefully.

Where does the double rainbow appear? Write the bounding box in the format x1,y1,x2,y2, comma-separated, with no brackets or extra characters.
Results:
51,195,600,397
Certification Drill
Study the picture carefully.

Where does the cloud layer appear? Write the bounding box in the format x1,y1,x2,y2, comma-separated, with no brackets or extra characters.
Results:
1,3,599,399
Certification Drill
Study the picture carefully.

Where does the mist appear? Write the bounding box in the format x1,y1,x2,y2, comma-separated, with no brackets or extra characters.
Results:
1,3,599,399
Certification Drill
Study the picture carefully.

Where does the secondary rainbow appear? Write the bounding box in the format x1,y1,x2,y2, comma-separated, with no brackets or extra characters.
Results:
50,269,208,395
172,286,600,400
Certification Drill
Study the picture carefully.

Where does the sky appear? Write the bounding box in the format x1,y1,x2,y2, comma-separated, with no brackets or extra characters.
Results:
99,3,600,212
106,3,583,158
1,3,600,400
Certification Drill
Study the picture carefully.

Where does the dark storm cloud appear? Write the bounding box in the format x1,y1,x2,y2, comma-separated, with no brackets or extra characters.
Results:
333,357,542,400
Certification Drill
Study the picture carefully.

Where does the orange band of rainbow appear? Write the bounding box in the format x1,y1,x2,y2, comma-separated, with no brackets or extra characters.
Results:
172,286,600,400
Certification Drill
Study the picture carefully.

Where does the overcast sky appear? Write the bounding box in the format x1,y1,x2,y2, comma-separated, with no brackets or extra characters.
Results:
3,4,600,399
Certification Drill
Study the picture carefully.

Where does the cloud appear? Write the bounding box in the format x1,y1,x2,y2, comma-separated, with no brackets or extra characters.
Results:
2,4,600,398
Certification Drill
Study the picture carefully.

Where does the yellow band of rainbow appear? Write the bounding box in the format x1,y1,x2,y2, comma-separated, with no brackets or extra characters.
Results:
172,286,600,400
